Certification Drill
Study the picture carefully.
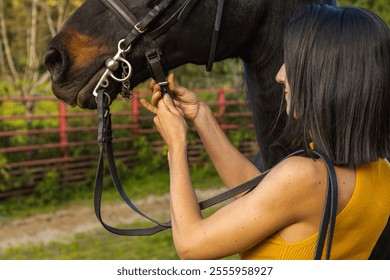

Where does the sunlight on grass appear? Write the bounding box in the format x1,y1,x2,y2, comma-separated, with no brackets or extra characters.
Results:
1,221,239,260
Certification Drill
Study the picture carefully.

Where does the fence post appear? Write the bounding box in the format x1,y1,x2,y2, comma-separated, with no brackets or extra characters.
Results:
58,102,69,184
218,89,226,116
59,102,68,149
132,92,140,131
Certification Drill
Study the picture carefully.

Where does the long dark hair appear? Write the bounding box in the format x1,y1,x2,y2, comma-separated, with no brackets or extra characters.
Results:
282,4,390,166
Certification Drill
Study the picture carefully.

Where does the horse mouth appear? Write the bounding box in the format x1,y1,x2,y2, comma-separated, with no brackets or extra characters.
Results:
53,63,151,110
76,69,109,109
75,67,121,110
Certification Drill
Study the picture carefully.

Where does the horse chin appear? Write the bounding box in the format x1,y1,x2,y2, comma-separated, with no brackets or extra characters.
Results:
75,69,119,109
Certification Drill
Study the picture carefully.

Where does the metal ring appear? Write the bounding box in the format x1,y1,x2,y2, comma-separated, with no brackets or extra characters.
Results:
118,39,132,53
94,91,112,106
103,92,111,105
109,57,132,82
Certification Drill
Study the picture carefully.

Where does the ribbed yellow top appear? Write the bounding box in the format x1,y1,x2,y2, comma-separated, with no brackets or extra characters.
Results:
241,159,390,260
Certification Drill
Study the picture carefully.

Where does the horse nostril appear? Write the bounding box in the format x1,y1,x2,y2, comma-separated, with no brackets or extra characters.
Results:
44,47,65,81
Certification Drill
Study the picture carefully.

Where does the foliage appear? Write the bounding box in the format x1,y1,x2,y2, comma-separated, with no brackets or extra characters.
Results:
33,170,63,207
130,136,167,179
0,155,10,191
338,0,390,26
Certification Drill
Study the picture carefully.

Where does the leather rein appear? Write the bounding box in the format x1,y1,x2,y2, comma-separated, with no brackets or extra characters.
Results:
94,0,238,236
92,0,338,260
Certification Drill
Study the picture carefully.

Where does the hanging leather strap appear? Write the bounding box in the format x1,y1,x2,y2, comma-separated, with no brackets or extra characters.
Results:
206,0,225,71
310,149,338,260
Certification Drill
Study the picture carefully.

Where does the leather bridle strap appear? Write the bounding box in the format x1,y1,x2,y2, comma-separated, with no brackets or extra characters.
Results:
206,0,225,71
99,0,176,49
311,149,338,260
99,0,180,97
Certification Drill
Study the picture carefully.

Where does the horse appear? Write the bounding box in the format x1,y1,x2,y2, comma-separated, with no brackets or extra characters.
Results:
44,0,336,171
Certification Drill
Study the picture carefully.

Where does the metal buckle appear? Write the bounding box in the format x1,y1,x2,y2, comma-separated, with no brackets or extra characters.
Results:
158,81,168,86
134,22,147,34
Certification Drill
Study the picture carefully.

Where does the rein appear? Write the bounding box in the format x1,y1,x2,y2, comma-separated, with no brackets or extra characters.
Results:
95,89,270,235
94,0,230,236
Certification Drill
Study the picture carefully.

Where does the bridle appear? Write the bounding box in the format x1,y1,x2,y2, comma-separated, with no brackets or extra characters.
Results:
93,0,224,101
93,0,270,237
92,0,339,261
93,0,262,237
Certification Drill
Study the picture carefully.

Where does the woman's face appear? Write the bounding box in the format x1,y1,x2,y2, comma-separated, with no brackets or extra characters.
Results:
276,64,291,115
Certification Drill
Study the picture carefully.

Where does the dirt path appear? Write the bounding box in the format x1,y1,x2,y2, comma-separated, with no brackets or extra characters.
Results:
0,188,226,250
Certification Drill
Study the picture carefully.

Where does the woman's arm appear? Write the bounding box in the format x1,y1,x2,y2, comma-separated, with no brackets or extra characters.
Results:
192,101,260,188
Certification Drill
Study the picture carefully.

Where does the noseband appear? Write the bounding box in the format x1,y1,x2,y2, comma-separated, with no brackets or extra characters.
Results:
93,0,269,237
94,0,225,100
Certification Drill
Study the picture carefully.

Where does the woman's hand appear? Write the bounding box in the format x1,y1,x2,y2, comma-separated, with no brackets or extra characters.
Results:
141,73,200,122
152,94,188,151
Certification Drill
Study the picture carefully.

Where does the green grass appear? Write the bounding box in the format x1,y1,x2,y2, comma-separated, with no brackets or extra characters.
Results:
1,222,179,260
0,166,242,260
0,165,223,222
0,219,239,260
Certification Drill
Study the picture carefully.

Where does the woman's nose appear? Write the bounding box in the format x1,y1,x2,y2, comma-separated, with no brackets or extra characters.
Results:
276,64,286,84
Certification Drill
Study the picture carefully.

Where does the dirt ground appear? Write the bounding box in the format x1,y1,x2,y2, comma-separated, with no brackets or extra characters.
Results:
0,188,225,250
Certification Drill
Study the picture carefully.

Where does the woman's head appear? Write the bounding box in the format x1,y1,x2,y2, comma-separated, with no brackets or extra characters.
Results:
281,4,390,166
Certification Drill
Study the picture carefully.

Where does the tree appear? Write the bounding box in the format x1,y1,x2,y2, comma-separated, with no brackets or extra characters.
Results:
0,0,81,109
338,0,390,26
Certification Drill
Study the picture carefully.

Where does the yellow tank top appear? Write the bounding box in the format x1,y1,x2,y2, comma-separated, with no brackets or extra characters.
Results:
240,159,390,260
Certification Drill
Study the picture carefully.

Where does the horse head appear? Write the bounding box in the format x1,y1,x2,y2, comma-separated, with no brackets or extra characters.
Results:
44,0,336,168
44,0,251,109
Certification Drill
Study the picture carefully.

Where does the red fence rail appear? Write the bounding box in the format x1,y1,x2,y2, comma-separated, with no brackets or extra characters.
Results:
0,89,258,199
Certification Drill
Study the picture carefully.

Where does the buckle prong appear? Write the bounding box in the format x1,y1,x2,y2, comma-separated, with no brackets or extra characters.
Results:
134,22,147,34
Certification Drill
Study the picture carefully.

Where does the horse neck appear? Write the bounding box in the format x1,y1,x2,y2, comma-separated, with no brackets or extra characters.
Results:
235,0,285,101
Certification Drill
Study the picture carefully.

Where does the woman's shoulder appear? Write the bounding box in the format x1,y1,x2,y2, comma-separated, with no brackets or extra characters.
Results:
269,155,327,186
258,155,329,213
243,155,331,238
254,155,328,204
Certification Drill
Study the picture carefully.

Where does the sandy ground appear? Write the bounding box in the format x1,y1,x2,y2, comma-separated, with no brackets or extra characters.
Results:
0,188,226,250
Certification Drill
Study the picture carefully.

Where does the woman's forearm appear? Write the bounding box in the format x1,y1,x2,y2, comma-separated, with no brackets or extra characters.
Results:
168,145,203,257
193,102,261,188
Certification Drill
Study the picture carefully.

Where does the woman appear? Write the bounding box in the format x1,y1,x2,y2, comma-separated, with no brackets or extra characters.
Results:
140,4,390,260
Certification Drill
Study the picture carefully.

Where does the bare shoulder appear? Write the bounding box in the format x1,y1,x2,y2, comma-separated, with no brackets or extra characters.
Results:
266,155,327,190
250,155,329,223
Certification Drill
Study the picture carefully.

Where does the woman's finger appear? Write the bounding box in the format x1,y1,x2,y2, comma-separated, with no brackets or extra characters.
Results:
163,94,177,112
140,98,157,114
151,90,162,107
149,79,157,90
168,73,189,98
167,73,176,90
